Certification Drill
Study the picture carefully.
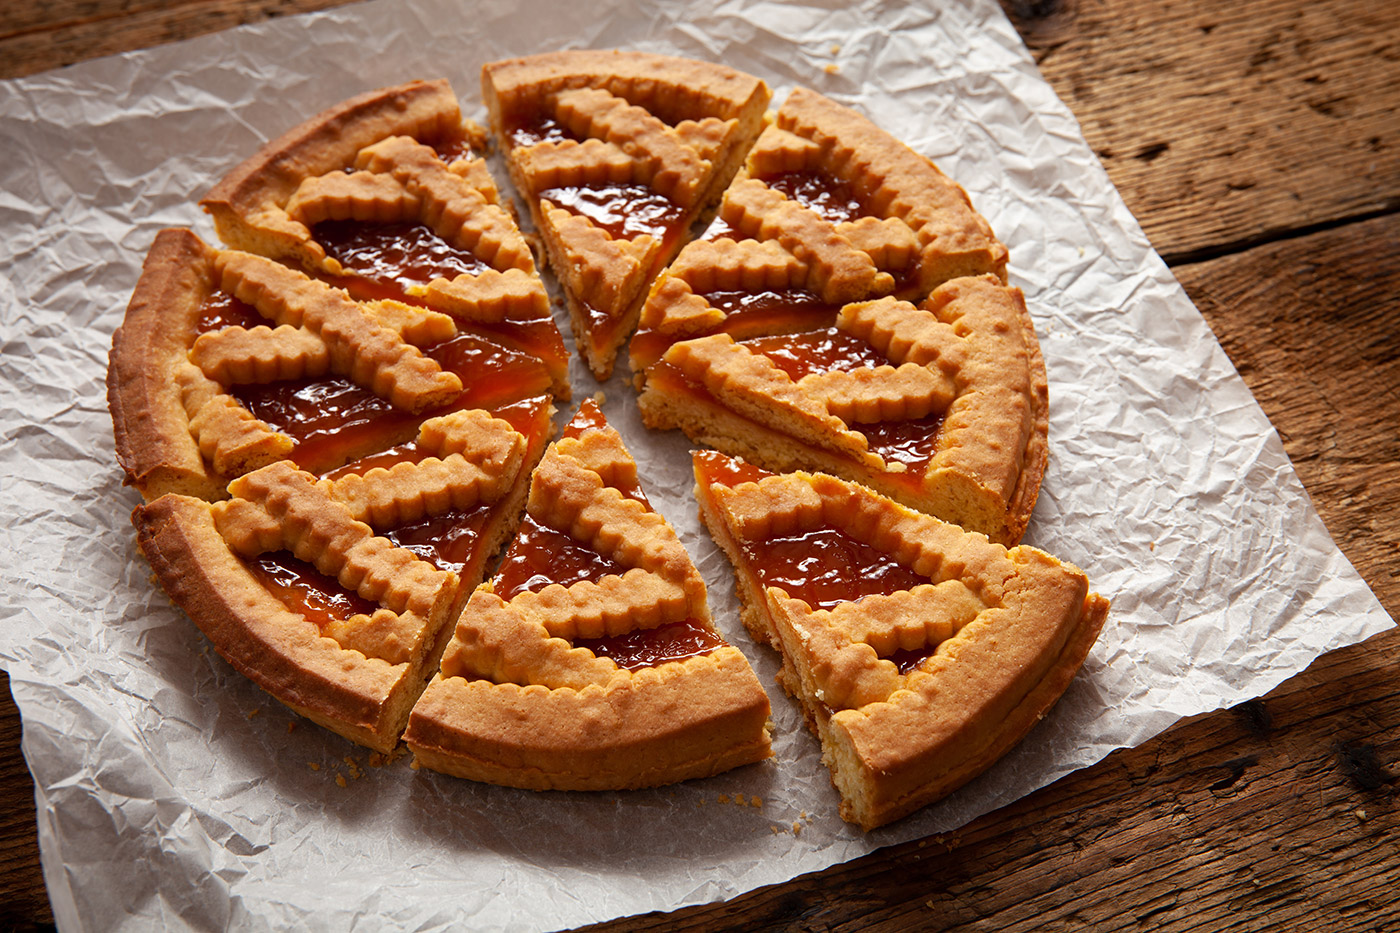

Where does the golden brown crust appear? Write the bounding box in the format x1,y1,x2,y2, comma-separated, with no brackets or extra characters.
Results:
483,51,771,379
406,402,771,789
108,229,229,501
693,454,1107,830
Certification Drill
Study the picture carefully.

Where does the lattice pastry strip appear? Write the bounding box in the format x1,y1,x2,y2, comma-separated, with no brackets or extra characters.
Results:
210,460,458,666
213,249,461,412
177,363,292,477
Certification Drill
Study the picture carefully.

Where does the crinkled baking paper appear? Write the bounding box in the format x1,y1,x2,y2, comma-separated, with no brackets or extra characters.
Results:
0,0,1391,930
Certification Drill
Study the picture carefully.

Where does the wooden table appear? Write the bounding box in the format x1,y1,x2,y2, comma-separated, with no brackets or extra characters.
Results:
3,1,1397,929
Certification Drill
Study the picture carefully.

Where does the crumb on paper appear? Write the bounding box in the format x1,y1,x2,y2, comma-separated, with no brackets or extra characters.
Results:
246,708,260,719
717,794,730,804
792,821,802,835
830,44,841,54
307,762,320,772
287,721,297,733
824,64,839,75
750,795,762,808
592,390,606,405
335,774,347,788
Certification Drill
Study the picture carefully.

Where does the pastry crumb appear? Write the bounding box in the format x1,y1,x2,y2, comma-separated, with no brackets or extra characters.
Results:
246,708,260,719
307,762,320,771
717,793,730,804
750,795,762,808
335,774,347,788
287,721,297,733
830,44,841,54
824,64,839,75
792,821,802,835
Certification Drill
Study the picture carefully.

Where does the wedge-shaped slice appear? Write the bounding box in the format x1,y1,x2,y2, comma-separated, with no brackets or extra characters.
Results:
693,451,1108,830
109,228,558,499
406,400,771,790
638,274,1048,545
132,408,545,752
482,51,770,379
200,79,569,395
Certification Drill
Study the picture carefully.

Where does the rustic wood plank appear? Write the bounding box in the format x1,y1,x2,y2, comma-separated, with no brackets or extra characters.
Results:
0,672,52,931
0,0,352,77
1003,0,1400,263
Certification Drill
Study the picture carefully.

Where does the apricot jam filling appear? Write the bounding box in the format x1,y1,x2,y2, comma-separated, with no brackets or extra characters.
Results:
245,551,378,630
757,170,869,225
539,184,685,243
230,336,552,474
739,327,894,382
380,505,494,576
574,619,726,671
313,221,491,301
195,291,262,333
492,515,629,604
506,114,579,150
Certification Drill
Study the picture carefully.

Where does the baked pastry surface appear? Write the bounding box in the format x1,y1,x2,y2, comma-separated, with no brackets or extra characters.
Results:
693,451,1108,830
405,401,772,789
632,88,1041,545
483,50,770,379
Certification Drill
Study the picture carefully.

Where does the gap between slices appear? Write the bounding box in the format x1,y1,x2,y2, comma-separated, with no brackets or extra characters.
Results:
692,450,1109,830
404,400,772,790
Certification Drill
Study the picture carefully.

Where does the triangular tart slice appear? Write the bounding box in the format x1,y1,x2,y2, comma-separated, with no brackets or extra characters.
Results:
693,451,1108,830
132,406,545,752
405,400,772,790
482,51,770,379
109,228,556,499
200,79,569,395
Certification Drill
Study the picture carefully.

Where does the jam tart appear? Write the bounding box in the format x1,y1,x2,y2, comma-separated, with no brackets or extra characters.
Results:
482,50,771,380
693,451,1108,830
405,401,772,790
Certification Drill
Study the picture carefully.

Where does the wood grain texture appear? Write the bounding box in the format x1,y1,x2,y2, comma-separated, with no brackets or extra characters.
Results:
1005,0,1400,263
2,0,1398,930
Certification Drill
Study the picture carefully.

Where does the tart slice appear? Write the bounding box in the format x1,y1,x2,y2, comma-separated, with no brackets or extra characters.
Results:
482,51,770,379
632,87,1039,544
132,406,544,752
693,451,1108,830
200,78,569,396
405,400,772,790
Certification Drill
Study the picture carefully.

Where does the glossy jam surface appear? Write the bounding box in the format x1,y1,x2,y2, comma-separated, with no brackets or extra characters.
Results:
693,449,774,488
233,335,551,474
507,115,579,149
493,514,631,604
760,170,868,225
575,618,725,670
740,327,894,382
196,291,263,334
539,184,684,242
855,415,946,469
314,221,490,299
742,527,927,612
246,551,377,628
381,505,492,576
431,136,476,164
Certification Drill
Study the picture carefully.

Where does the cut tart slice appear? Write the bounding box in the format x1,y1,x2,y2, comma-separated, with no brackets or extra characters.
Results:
132,406,545,752
482,51,770,379
405,400,772,790
693,451,1108,830
109,228,558,499
632,87,1038,544
200,78,569,396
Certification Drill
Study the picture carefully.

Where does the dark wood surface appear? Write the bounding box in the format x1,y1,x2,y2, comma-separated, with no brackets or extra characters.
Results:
3,1,1397,930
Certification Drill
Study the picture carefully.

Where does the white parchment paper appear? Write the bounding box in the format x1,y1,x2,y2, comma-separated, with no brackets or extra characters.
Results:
0,0,1392,930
